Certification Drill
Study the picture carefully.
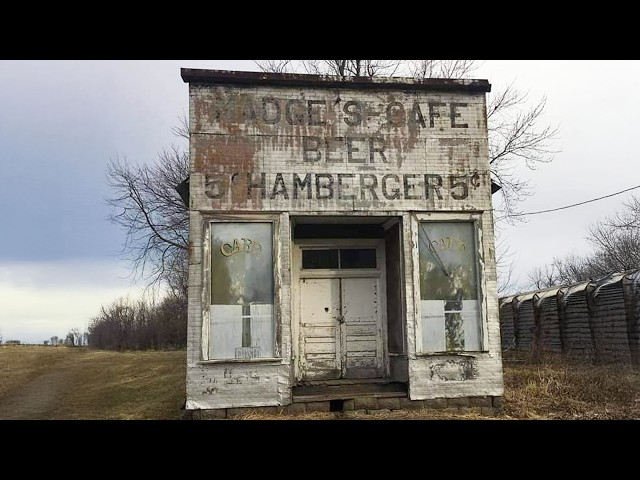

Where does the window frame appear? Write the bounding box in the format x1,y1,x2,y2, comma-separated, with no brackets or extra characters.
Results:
413,212,488,355
301,247,378,270
201,214,282,363
296,239,383,280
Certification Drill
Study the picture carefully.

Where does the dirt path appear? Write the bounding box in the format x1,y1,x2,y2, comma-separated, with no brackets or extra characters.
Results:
0,368,73,420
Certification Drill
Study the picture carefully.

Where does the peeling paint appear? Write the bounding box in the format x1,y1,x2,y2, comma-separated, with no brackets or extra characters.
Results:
429,357,478,381
185,71,502,410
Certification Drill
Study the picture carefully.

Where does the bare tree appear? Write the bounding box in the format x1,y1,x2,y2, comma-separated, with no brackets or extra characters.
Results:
71,328,84,347
487,86,559,223
88,295,187,350
605,195,640,234
586,221,640,273
106,124,189,296
526,264,562,290
529,248,632,291
408,59,478,79
255,60,406,79
525,198,640,290
550,254,593,285
556,201,640,282
253,60,292,74
493,222,520,295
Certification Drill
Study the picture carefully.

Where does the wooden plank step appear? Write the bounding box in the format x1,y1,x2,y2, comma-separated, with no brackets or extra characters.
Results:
293,391,407,402
296,378,399,387
292,381,407,402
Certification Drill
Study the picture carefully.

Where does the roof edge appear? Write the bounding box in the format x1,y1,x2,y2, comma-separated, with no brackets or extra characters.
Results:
180,68,491,93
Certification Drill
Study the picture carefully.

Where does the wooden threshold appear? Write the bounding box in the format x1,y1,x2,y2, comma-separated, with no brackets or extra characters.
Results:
292,380,408,403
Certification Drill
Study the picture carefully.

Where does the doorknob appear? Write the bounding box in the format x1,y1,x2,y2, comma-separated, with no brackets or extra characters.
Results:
336,316,345,324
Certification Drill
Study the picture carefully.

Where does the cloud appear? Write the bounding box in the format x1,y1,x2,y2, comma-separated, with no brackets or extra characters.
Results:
0,259,153,344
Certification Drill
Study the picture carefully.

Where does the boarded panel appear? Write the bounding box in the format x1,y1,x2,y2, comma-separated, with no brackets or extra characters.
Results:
421,300,446,352
300,278,340,380
210,304,274,359
248,304,274,358
420,300,480,352
462,300,480,351
210,305,242,359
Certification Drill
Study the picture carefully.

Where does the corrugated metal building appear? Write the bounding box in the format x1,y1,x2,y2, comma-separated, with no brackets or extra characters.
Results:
499,270,640,364
181,69,504,417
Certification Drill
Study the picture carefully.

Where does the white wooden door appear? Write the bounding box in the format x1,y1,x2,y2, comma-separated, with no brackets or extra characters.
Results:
299,278,341,380
299,277,383,380
342,277,383,378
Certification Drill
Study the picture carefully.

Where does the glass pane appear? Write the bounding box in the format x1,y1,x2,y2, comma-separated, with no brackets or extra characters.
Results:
340,248,377,269
210,223,274,359
302,249,339,269
418,222,477,301
418,222,481,352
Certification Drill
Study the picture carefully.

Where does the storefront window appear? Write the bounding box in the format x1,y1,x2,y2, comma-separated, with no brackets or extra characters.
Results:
418,221,482,352
209,222,274,359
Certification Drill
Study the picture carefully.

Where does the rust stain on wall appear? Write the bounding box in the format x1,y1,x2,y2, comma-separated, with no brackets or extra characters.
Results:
193,135,259,209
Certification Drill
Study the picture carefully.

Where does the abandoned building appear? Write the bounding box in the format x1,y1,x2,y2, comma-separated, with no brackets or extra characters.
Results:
181,68,504,417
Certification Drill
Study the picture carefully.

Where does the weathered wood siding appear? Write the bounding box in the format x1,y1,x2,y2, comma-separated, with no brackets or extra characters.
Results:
183,70,502,409
408,211,503,400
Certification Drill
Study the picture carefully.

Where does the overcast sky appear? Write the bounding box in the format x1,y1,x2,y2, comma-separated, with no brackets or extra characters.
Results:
1,59,639,343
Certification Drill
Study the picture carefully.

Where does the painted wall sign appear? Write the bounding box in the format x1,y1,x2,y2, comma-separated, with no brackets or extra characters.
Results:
205,171,483,201
197,94,472,130
190,85,490,212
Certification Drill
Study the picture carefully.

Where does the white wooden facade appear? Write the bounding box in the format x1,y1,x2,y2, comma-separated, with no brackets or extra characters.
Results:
182,69,504,411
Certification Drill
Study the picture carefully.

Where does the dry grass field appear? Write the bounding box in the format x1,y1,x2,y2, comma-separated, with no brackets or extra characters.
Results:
0,346,186,420
1,346,639,420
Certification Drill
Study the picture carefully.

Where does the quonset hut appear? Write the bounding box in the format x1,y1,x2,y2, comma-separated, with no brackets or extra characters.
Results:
181,68,504,417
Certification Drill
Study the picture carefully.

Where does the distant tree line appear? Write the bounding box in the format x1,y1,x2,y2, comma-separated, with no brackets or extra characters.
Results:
44,330,87,346
87,293,186,351
526,195,640,290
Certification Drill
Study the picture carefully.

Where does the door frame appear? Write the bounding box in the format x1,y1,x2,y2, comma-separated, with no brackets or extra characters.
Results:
292,238,388,383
